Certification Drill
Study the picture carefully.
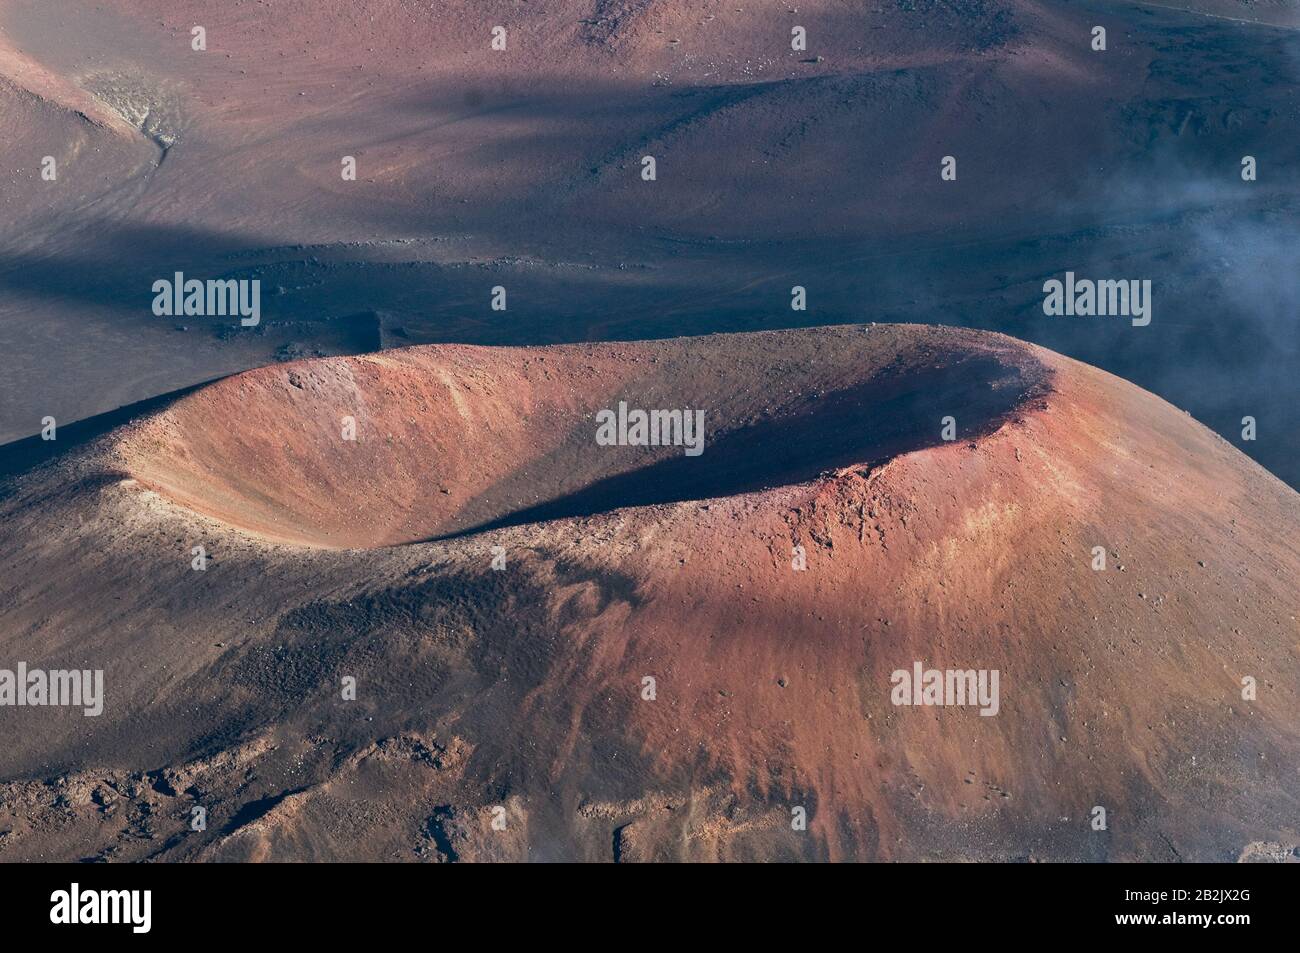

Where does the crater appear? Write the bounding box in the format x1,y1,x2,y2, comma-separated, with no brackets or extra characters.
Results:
115,326,1051,548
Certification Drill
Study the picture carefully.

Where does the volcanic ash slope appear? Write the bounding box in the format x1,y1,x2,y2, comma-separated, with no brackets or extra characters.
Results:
0,325,1295,862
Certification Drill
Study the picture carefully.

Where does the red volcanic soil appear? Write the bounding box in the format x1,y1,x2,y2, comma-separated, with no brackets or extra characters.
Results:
0,324,1295,862
116,325,1043,547
3,0,1299,492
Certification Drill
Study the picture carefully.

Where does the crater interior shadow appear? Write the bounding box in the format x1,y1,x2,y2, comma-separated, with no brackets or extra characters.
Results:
433,355,1041,541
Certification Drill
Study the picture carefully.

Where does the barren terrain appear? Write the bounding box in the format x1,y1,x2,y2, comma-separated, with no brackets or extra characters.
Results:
0,1,1296,862
1,0,1297,482
0,325,1296,861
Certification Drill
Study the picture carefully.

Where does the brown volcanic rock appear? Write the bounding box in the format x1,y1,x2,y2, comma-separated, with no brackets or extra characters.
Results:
0,324,1296,862
3,0,1299,494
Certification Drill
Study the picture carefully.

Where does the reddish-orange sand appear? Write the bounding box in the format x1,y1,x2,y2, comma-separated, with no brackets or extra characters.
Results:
0,325,1295,861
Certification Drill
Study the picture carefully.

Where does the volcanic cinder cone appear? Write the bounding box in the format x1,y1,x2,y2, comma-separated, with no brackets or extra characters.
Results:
0,324,1295,862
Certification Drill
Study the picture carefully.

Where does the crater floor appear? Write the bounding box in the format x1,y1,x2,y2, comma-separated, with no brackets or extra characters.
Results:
115,325,1050,547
